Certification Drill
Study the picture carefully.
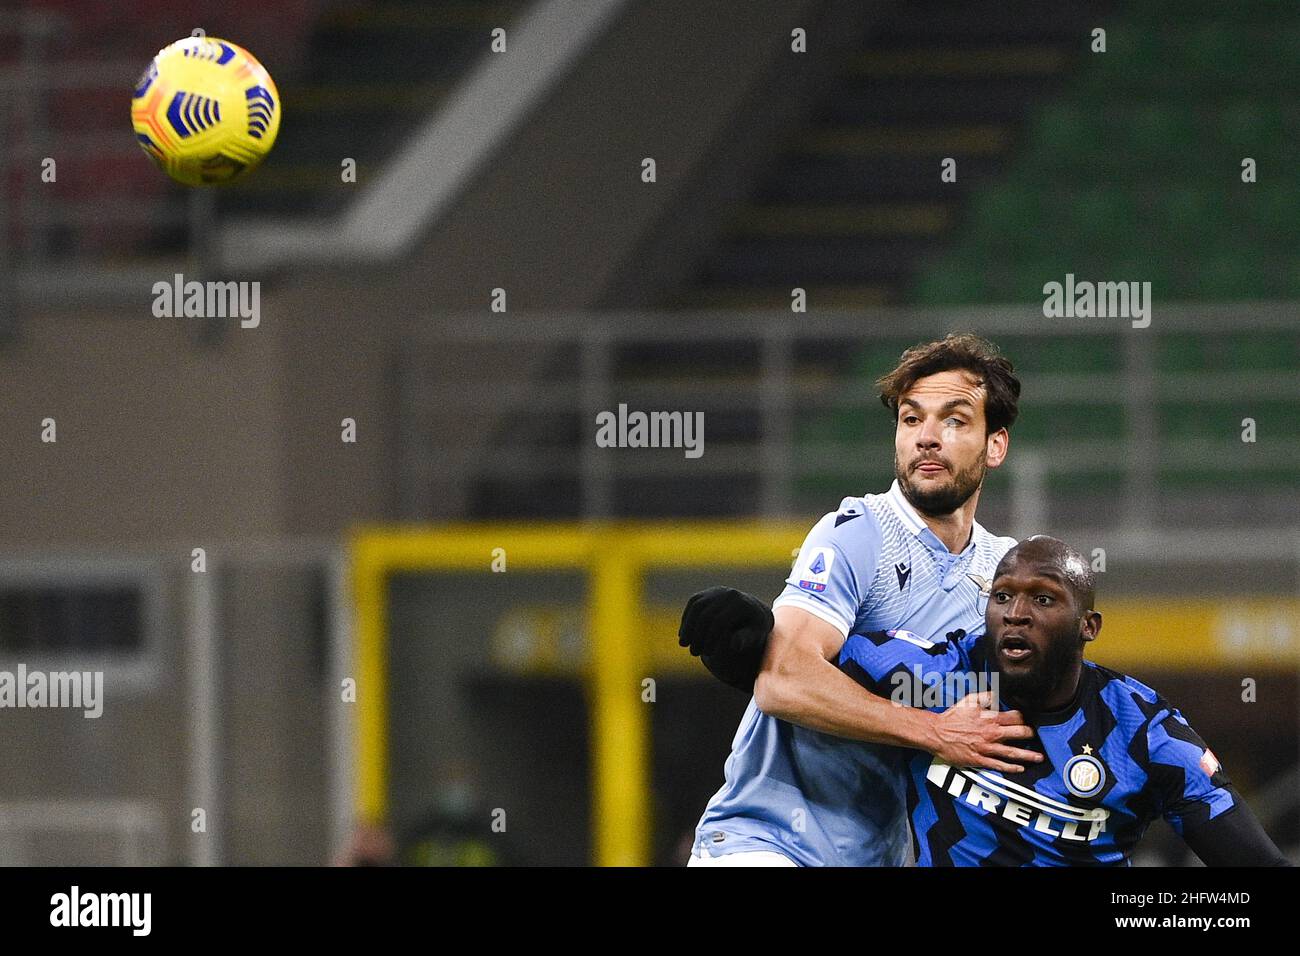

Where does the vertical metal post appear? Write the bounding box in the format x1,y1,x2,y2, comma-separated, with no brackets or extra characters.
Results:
326,549,355,861
0,88,14,341
1009,449,1048,540
18,13,48,265
352,541,388,825
395,348,422,521
589,541,648,865
188,187,221,343
186,562,221,865
187,187,217,276
760,321,794,518
580,322,613,518
1122,329,1157,528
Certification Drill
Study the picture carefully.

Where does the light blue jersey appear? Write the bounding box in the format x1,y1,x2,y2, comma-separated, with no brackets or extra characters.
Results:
693,480,1016,866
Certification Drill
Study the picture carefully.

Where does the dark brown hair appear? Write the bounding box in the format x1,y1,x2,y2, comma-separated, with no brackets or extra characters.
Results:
875,332,1020,434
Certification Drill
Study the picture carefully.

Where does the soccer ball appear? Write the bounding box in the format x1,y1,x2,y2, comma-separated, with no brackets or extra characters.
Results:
131,36,281,187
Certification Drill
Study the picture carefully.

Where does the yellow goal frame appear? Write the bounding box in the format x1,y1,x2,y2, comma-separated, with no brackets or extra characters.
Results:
349,521,808,867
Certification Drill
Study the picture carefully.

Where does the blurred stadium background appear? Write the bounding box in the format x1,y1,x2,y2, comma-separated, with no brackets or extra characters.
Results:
0,0,1297,865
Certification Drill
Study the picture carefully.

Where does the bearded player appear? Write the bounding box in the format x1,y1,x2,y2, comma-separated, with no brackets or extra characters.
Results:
681,333,1041,866
834,536,1287,865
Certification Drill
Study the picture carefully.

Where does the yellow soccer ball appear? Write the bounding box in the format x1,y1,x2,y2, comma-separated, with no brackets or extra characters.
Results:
131,36,281,187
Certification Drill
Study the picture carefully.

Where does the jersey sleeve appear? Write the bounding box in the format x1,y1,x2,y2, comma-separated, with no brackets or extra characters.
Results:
1180,797,1290,866
1145,707,1237,836
771,500,881,638
836,628,965,706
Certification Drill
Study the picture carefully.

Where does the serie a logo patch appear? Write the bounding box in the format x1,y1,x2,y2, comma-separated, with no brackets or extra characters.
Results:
798,547,834,592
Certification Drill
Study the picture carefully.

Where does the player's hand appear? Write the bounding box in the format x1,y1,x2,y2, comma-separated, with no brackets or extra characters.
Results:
678,587,774,694
930,692,1042,773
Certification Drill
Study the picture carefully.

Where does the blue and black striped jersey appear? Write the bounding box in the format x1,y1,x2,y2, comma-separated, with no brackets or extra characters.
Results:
839,627,1238,866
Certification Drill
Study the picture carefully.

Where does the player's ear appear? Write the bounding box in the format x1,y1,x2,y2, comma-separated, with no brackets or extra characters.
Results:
985,427,1009,469
1080,609,1101,643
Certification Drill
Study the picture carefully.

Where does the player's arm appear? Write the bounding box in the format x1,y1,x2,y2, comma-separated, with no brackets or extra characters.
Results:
753,604,943,750
1181,800,1290,866
1147,709,1291,866
833,624,1042,773
680,586,1041,771
679,503,870,696
680,504,1039,770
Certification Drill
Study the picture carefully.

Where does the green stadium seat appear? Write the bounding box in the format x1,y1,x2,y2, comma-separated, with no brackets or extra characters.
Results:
1123,105,1200,163
1162,467,1300,493
1132,0,1300,25
967,186,1045,243
1286,257,1300,297
1024,336,1122,376
795,412,864,447
1159,404,1237,440
1215,101,1286,152
1228,334,1296,372
1101,255,1174,301
1232,182,1298,243
1157,333,1205,373
1154,186,1220,249
1197,250,1275,300
887,3,1300,503
910,258,990,305
1159,332,1299,375
1046,470,1126,499
1066,189,1139,248
1159,401,1298,442
1024,105,1111,169
1065,405,1125,440
1180,24,1252,81
852,340,922,379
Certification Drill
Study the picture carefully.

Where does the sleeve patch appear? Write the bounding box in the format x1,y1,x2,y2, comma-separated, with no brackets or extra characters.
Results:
1199,749,1221,778
887,628,936,649
797,547,834,592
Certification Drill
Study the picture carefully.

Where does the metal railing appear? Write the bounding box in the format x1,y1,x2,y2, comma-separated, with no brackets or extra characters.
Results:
397,304,1300,531
0,10,216,324
0,800,164,866
0,540,349,866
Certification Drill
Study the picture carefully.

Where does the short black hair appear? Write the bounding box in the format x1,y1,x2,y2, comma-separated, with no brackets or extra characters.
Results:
995,535,1096,609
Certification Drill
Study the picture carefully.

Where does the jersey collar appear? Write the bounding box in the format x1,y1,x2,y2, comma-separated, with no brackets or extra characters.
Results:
885,480,979,556
1025,663,1094,726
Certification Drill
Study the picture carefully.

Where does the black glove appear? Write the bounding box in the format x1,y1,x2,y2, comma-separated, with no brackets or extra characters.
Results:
677,587,774,694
